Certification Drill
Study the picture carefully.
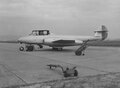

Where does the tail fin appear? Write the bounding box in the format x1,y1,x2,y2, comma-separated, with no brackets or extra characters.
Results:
94,25,108,40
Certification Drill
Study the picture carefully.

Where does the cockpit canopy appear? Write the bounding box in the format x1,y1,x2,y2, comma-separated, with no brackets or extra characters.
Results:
30,30,50,36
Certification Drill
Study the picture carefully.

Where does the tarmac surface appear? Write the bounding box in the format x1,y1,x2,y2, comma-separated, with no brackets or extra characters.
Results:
0,43,120,87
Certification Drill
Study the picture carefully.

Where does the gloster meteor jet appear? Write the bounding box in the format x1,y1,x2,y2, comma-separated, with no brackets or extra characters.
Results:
17,25,108,56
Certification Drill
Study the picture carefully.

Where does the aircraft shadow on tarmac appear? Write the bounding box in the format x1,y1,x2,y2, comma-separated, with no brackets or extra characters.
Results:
29,47,113,54
34,48,75,52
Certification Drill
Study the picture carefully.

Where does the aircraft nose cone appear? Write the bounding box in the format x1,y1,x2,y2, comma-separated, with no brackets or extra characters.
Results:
18,37,24,42
18,37,29,43
18,36,35,43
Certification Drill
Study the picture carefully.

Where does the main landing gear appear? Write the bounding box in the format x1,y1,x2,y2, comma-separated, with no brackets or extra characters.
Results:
52,47,63,51
38,44,43,48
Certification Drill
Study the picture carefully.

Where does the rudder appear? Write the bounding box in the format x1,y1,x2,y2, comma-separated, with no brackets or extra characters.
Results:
94,25,108,40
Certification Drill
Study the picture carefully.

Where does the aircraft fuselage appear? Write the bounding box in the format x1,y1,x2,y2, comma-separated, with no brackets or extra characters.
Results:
18,35,100,47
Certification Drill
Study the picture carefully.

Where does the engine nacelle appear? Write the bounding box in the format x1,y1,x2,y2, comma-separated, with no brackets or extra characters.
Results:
44,38,59,44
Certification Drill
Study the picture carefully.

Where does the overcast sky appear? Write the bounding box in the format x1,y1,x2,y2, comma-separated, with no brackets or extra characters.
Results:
0,0,120,39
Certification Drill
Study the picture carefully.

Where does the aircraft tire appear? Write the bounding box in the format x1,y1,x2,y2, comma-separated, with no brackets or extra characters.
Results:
82,53,85,56
75,51,82,56
26,46,34,51
74,70,78,76
63,71,69,77
52,47,63,51
59,48,63,51
19,46,24,51
40,45,43,48
52,47,57,50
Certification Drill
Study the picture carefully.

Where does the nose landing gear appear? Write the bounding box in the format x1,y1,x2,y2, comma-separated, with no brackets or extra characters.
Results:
19,45,34,51
19,46,24,51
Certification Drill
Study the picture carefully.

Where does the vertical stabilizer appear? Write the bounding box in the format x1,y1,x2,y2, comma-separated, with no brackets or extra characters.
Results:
94,25,108,40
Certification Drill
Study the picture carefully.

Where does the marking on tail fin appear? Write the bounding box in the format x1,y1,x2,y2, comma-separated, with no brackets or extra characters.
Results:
101,25,108,40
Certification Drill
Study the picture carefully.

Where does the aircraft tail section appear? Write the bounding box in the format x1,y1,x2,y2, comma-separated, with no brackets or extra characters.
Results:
94,25,108,40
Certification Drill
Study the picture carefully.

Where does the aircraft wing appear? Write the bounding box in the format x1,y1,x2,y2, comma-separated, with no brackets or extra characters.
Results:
44,38,83,44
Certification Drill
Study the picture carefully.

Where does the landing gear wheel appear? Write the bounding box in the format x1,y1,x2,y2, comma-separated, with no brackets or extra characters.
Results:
75,51,85,56
52,47,57,51
63,71,69,78
82,53,85,56
19,46,24,51
52,47,63,51
26,45,34,51
74,70,78,76
57,48,63,51
75,51,82,56
40,45,43,48
38,45,43,48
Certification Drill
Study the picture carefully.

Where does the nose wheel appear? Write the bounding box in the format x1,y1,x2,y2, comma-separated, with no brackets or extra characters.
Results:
19,46,24,51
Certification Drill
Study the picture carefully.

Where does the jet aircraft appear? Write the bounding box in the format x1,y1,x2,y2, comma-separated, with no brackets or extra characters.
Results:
17,25,108,56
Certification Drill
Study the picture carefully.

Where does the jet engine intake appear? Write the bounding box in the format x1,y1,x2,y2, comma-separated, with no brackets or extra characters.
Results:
75,40,83,44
